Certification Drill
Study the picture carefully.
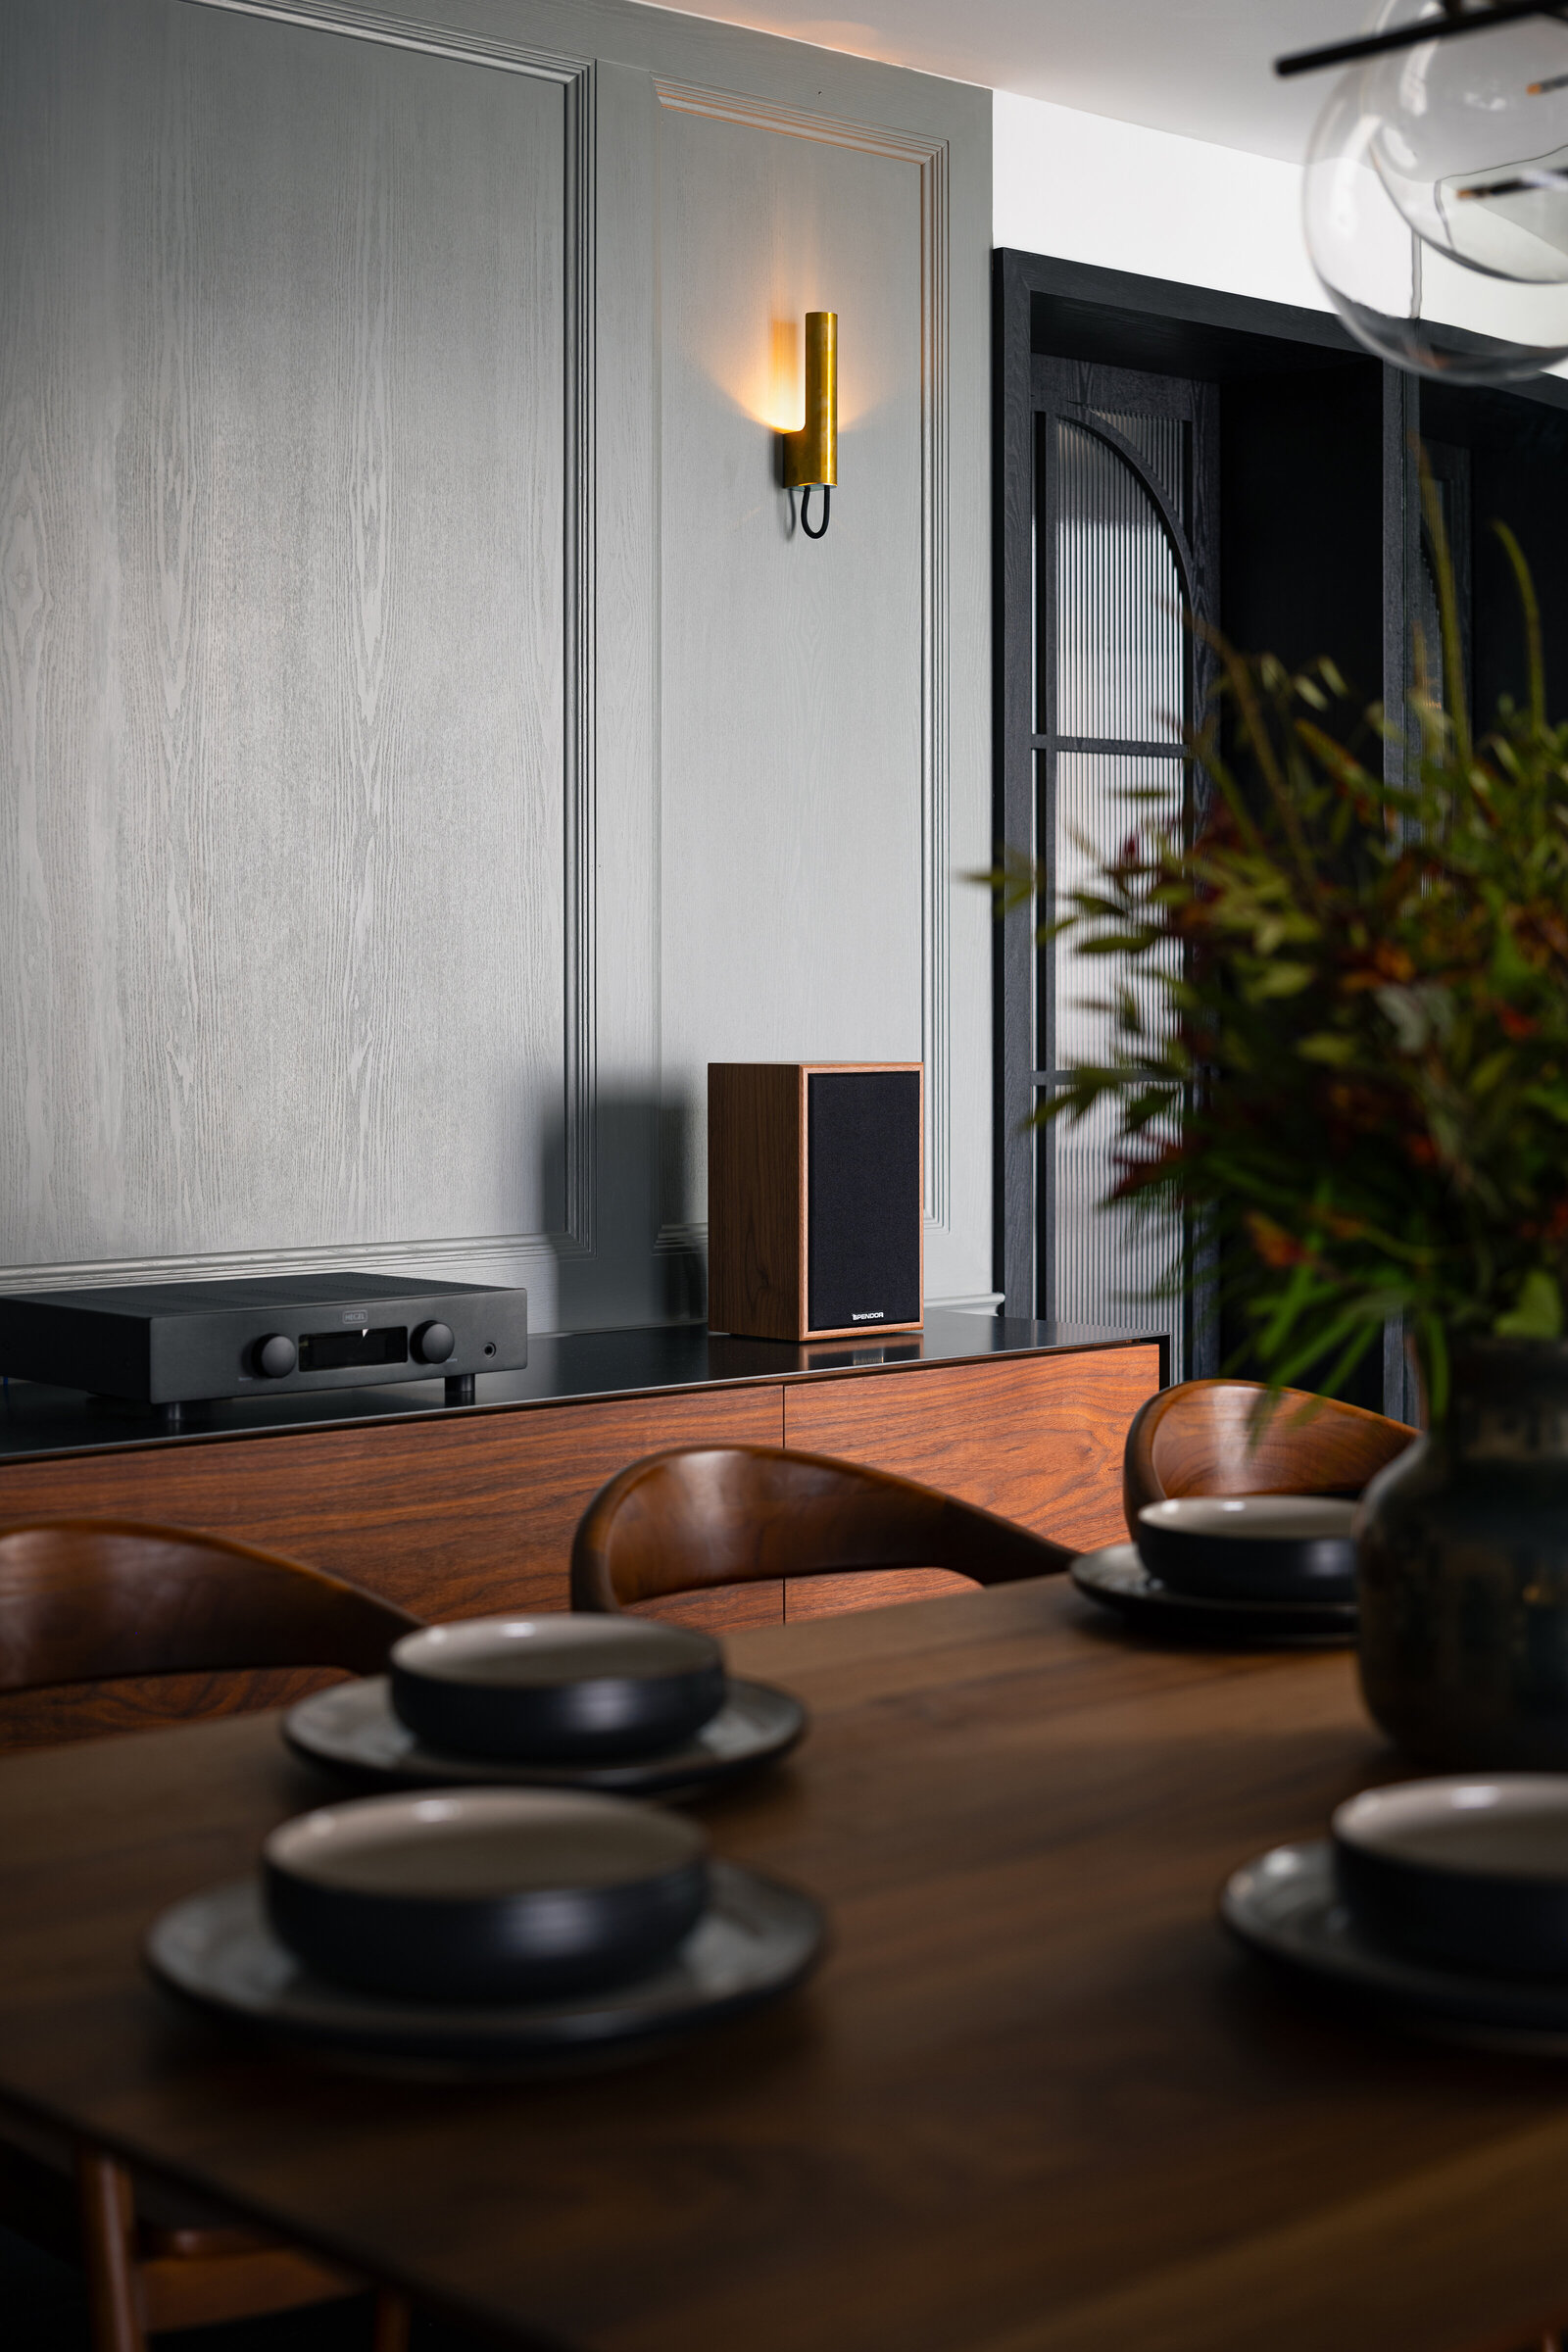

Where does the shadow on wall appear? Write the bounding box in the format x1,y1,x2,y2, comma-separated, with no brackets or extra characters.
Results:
538,1090,706,1330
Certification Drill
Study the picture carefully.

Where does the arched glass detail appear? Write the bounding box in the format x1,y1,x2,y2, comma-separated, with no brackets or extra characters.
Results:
1037,412,1192,1376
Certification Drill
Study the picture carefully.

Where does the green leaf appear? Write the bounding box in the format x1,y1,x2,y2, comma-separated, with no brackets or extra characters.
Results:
1248,960,1316,1000
1494,1269,1564,1340
1297,1033,1358,1066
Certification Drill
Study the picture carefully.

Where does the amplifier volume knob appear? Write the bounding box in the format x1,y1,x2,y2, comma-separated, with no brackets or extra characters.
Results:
413,1321,456,1365
255,1334,297,1379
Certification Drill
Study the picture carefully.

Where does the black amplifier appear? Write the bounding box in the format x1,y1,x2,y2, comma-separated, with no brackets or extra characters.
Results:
0,1273,528,1426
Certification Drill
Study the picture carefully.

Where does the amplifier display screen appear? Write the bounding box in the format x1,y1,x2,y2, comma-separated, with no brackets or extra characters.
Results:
298,1325,409,1371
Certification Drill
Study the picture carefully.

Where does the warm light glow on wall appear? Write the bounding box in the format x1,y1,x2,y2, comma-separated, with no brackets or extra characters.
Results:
704,315,800,431
698,302,877,432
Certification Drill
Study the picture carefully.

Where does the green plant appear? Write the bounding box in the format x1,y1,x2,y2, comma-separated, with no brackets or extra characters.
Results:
998,496,1568,1416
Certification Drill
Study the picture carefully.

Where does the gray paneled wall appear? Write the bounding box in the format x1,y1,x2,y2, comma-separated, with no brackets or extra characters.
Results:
659,93,924,1234
0,0,992,1331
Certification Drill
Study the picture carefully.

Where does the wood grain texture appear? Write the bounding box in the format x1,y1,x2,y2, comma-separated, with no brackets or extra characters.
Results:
0,1663,344,1759
656,106,930,1252
0,1341,1147,1741
0,0,568,1270
0,1385,784,1747
569,1444,1071,1610
4,1584,1568,2352
706,1063,804,1342
0,1518,414,1691
2,0,992,1327
709,1062,924,1342
784,1563,966,1617
782,1344,1162,1554
1124,1380,1416,1531
0,1518,414,1756
3,1517,396,2340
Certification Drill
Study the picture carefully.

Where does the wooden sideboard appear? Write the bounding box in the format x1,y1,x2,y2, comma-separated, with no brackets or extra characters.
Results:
0,1315,1161,1750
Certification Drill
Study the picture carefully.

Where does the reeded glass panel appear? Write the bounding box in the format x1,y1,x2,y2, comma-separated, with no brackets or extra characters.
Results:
1054,421,1184,744
1040,418,1188,1373
1052,754,1183,1071
1050,1092,1184,1347
1091,412,1187,531
1414,543,1444,708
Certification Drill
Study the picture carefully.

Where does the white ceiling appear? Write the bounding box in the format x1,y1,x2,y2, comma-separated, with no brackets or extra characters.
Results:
638,0,1377,162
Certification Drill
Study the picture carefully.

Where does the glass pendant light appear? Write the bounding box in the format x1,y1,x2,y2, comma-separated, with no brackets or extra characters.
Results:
1302,0,1568,380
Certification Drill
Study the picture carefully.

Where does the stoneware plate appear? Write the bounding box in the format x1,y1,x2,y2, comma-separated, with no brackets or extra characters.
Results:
1333,1777,1568,1980
1136,1494,1359,1602
388,1615,727,1763
147,1861,825,2071
263,1788,710,2005
1070,1544,1356,1646
1221,1839,1568,2053
285,1674,807,1798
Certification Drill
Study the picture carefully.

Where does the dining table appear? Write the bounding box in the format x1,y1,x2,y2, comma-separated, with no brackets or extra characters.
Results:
3,1571,1568,2352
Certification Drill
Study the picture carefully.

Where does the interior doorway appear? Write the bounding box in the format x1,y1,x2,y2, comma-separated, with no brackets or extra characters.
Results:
995,253,1568,1413
1028,361,1218,1382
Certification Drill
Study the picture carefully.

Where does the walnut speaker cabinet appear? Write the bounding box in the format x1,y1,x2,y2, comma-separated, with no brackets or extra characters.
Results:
708,1063,924,1342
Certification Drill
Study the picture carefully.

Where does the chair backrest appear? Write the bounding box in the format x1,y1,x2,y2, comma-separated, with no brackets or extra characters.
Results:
570,1445,1074,1612
1122,1381,1417,1535
0,1518,418,1695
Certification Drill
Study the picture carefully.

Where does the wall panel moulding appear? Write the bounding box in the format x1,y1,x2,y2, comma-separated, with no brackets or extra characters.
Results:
0,0,991,1328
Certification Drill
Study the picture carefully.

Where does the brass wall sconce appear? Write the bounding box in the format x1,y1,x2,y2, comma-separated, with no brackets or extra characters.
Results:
781,311,836,540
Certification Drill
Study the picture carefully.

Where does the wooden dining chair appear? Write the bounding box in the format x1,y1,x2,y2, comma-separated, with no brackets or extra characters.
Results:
570,1444,1075,1612
1122,1379,1417,1535
0,1517,419,2352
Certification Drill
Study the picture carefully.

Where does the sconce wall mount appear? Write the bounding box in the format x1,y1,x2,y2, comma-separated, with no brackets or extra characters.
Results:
782,310,836,540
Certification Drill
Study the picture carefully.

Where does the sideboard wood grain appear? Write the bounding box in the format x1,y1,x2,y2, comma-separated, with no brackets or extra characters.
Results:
0,1340,1160,1750
0,1386,784,1750
780,1346,1161,1619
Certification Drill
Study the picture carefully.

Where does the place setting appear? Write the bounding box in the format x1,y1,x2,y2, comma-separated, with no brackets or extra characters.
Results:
1069,1494,1360,1645
1222,1775,1568,2054
284,1613,807,1799
146,1781,826,2072
143,1612,825,2072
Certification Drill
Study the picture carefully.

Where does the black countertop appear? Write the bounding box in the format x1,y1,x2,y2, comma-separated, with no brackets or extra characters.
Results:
0,1311,1164,1466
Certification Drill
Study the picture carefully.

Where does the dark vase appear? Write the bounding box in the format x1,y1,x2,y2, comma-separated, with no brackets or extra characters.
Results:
1357,1339,1568,1768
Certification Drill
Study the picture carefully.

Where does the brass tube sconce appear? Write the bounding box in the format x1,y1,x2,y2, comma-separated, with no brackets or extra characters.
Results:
782,311,837,540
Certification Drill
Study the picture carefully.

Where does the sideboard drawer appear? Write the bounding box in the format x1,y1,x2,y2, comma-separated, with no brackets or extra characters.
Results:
0,1337,1160,1748
780,1345,1160,1619
0,1385,785,1750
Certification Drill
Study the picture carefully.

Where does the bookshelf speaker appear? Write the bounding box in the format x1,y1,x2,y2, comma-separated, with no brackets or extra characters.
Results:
707,1062,924,1342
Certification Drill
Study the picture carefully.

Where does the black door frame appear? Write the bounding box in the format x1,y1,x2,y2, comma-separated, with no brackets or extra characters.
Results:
992,249,1568,1412
1029,362,1217,1376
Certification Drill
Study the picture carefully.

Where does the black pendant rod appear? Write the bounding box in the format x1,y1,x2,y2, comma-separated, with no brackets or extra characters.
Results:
1276,1,1568,80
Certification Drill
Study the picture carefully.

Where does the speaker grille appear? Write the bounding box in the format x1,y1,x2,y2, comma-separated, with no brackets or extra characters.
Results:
807,1071,921,1332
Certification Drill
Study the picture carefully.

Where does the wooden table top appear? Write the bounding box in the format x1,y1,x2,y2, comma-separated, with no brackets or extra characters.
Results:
2,1578,1567,2352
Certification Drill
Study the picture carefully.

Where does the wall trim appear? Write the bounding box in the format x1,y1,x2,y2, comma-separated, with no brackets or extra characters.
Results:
920,133,951,1234
183,0,591,82
0,1231,564,1296
563,58,598,1251
654,77,954,1236
654,78,944,165
80,0,605,1290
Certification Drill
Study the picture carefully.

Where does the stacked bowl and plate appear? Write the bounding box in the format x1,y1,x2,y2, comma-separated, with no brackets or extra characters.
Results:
1070,1494,1361,1643
146,1615,823,2068
1224,1775,1568,2049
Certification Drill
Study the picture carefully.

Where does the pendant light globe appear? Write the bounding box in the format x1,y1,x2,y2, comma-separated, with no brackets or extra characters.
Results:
1303,0,1568,381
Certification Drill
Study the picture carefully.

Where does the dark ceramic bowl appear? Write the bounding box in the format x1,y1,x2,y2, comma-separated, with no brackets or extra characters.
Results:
1135,1495,1358,1602
263,1788,710,2004
1333,1777,1568,1980
388,1615,727,1763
